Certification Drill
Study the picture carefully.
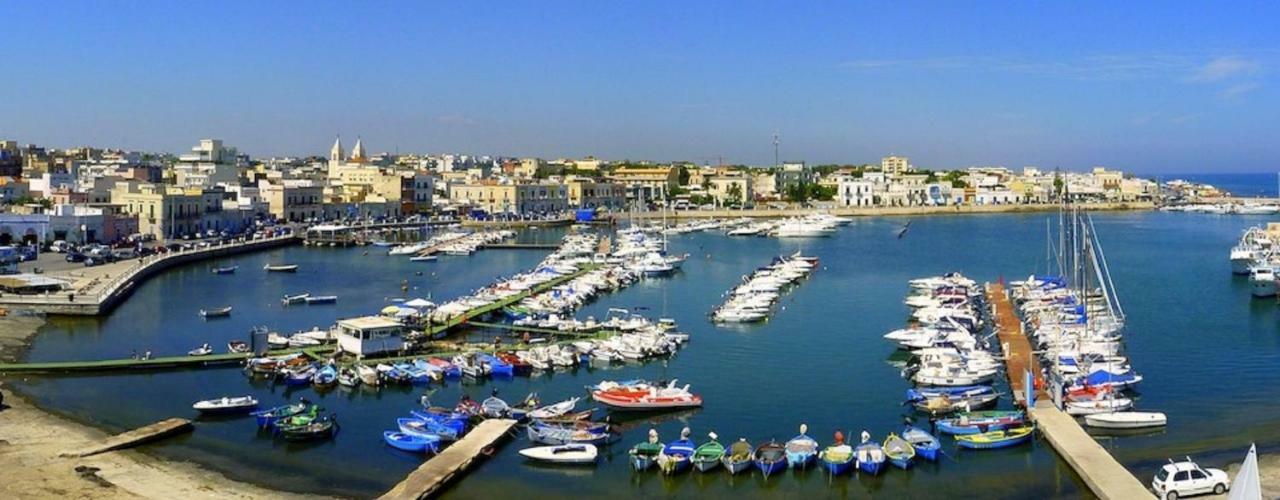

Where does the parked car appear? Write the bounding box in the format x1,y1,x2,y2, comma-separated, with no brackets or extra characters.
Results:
65,252,86,263
1152,459,1229,499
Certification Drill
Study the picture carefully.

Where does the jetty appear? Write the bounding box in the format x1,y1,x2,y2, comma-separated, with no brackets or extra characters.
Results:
986,282,1151,499
479,242,560,250
68,417,193,458
0,346,335,374
378,418,518,499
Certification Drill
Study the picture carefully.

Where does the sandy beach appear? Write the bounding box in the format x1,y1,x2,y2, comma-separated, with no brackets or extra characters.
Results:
0,315,323,500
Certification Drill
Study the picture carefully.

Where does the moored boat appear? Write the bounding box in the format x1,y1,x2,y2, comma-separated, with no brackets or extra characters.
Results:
212,266,238,275
691,432,725,472
192,395,258,415
629,430,663,471
721,438,753,475
251,401,307,428
936,410,1025,435
279,414,338,441
818,431,854,475
383,431,440,453
656,428,695,475
955,426,1035,450
753,441,787,479
264,264,299,272
518,443,598,464
854,432,886,475
188,343,214,356
1083,411,1168,430
883,433,917,469
784,424,818,469
199,306,232,318
227,340,250,353
305,295,338,305
901,425,941,462
281,293,310,305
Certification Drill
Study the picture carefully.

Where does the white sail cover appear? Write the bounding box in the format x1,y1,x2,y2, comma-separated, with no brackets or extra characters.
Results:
1228,443,1261,500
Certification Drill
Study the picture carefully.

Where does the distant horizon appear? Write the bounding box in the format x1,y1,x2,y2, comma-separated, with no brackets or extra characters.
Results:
5,2,1279,174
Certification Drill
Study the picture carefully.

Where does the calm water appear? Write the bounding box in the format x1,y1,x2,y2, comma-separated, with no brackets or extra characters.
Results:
12,211,1280,498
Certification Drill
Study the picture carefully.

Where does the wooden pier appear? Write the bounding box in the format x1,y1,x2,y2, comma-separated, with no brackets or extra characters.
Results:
986,282,1152,499
378,419,518,499
68,417,193,458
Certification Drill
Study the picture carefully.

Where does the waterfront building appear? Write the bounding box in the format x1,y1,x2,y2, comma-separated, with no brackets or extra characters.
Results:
448,182,569,215
335,316,406,358
28,172,76,198
260,180,323,222
777,161,810,193
565,178,626,210
838,177,875,207
707,173,753,205
609,166,678,204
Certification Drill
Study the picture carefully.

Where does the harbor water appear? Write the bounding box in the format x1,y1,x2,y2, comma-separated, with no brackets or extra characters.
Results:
12,212,1280,498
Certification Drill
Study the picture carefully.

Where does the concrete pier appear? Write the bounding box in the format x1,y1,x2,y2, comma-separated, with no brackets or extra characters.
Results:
986,282,1152,499
67,418,193,458
378,419,517,499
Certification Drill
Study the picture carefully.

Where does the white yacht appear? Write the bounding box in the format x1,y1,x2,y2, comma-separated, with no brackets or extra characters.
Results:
1249,265,1278,297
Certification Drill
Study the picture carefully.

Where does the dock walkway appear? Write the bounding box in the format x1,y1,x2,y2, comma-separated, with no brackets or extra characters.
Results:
69,418,193,458
378,419,517,499
0,346,334,374
987,282,1151,499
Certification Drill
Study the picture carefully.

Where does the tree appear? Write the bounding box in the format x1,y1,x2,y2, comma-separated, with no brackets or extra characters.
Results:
1053,172,1065,200
726,182,743,205
677,166,691,186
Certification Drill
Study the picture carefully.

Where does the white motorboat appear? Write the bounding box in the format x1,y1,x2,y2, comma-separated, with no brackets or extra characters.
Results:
1083,411,1167,429
1065,397,1134,416
1249,265,1277,297
518,443,598,464
410,255,438,262
192,395,259,414
188,343,214,356
282,293,310,305
263,264,299,272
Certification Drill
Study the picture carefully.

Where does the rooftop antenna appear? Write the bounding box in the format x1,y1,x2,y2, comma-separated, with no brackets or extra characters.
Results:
772,131,780,169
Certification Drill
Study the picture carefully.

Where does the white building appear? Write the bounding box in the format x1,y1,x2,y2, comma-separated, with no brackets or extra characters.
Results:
837,177,875,207
335,316,406,358
174,139,241,188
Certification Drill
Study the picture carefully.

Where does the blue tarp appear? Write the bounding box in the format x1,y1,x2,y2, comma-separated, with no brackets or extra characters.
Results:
575,208,597,222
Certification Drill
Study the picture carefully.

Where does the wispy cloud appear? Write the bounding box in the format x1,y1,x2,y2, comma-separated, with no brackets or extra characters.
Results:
839,53,1270,85
1189,56,1260,82
436,114,478,126
1219,82,1261,99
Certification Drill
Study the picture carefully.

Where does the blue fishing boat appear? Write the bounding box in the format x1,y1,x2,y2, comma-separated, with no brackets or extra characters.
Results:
283,365,316,387
905,385,995,402
476,353,515,377
250,401,307,428
657,428,695,475
383,431,441,453
936,411,1025,435
312,364,337,388
212,266,237,275
526,420,615,445
753,441,787,479
901,426,942,462
398,416,460,441
854,433,886,475
784,424,819,469
410,410,469,436
818,431,854,475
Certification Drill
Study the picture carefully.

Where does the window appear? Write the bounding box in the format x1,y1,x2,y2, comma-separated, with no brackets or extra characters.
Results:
1189,470,1207,480
1173,471,1189,482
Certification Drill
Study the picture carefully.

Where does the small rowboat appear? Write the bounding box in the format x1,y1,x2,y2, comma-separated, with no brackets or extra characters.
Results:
818,432,854,476
199,306,232,318
1083,411,1168,430
692,433,725,472
264,264,298,272
192,395,258,414
279,414,338,442
252,402,306,428
955,426,1035,450
753,441,787,479
883,433,916,469
398,417,459,441
528,397,579,420
305,295,337,305
784,424,819,469
383,431,440,453
526,420,614,445
519,443,598,464
901,426,942,462
657,435,695,475
936,410,1025,435
281,293,309,305
855,435,886,475
212,266,238,275
629,441,663,471
721,439,753,474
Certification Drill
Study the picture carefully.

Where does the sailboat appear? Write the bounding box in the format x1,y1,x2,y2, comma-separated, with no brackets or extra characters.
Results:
1229,443,1261,500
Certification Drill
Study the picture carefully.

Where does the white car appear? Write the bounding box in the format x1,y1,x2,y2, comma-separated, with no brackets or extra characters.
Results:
1152,460,1230,499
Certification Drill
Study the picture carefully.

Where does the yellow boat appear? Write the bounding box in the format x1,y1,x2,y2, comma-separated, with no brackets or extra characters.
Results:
955,426,1035,450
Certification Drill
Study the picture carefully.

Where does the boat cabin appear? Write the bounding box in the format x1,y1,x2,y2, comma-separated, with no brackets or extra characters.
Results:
335,316,405,358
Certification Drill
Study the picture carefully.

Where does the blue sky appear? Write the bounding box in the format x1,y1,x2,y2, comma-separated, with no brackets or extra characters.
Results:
3,1,1278,173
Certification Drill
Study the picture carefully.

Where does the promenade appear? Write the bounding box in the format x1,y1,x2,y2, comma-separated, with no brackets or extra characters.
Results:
0,234,299,316
624,201,1151,220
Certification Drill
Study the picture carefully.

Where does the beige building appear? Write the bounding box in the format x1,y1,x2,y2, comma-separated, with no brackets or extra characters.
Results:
707,174,753,205
609,166,679,202
882,155,912,176
449,182,569,215
111,182,236,239
565,179,627,210
260,180,323,222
